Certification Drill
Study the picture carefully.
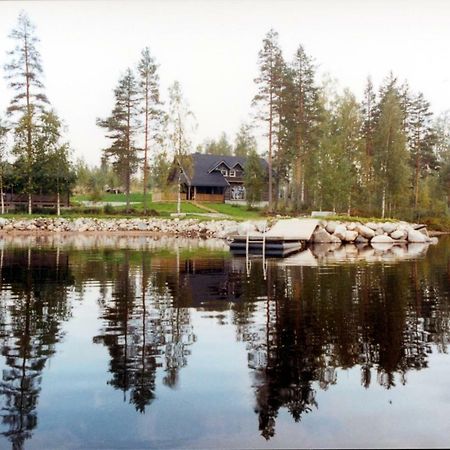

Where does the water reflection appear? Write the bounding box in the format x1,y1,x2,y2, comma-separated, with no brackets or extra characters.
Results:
0,249,74,450
0,236,447,448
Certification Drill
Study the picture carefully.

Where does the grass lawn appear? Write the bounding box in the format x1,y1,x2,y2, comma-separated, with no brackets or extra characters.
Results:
70,193,266,219
206,203,265,219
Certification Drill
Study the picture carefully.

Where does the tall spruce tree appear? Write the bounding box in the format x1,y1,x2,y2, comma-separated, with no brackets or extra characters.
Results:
98,69,141,212
373,80,409,218
288,45,322,210
361,77,378,212
137,47,162,214
253,29,285,211
408,92,437,209
4,11,49,214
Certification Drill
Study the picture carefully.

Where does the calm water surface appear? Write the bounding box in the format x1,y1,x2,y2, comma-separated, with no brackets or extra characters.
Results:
0,234,449,449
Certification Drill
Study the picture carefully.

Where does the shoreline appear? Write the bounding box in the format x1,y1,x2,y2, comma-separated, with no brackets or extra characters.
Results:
0,216,446,242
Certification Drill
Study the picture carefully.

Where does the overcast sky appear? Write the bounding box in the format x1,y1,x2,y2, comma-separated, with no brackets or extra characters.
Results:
0,0,449,165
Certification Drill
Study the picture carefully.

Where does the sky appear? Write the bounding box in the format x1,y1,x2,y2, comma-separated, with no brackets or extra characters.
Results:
0,0,449,165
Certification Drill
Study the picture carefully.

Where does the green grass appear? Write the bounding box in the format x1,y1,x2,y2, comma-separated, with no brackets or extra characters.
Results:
315,215,399,224
70,193,267,220
73,193,146,203
206,203,265,219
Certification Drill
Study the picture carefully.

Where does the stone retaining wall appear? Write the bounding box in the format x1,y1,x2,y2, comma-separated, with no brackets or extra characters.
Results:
0,217,438,245
312,220,437,244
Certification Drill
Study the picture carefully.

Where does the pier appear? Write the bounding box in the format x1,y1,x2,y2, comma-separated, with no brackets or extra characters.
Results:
229,218,319,257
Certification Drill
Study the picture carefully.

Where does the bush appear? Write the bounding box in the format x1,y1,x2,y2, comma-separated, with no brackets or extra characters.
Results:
103,203,115,215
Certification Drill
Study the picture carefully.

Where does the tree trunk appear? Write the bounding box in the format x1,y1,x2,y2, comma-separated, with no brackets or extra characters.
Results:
57,191,61,216
177,170,181,214
414,155,420,210
0,175,4,215
268,102,273,212
25,32,33,216
143,79,149,215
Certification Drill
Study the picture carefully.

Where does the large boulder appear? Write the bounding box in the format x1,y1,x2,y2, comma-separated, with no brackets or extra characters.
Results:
391,229,407,240
407,228,428,243
365,222,379,231
355,235,369,244
382,222,397,234
333,224,347,240
325,221,339,234
312,228,341,243
357,225,375,239
371,235,395,244
344,230,358,242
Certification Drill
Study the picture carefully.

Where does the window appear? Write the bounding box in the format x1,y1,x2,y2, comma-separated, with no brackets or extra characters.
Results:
221,169,228,176
229,170,236,177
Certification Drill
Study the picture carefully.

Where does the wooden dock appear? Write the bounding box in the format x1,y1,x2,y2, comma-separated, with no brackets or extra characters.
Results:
229,218,319,257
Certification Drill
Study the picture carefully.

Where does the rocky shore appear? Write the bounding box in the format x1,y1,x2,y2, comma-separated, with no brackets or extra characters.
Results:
0,216,439,244
311,219,438,244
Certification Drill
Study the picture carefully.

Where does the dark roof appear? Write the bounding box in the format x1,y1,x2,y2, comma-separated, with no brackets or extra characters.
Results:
180,153,267,187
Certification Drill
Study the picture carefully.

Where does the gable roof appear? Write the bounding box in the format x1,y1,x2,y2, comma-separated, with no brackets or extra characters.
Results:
179,153,267,187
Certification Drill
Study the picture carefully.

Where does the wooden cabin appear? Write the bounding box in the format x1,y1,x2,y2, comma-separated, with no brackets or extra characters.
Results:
166,153,268,203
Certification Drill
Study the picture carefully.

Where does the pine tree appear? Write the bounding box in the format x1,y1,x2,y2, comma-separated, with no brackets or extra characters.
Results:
4,12,49,214
408,92,437,209
373,82,409,218
137,47,162,214
253,29,285,211
97,69,141,213
288,45,322,210
361,77,378,212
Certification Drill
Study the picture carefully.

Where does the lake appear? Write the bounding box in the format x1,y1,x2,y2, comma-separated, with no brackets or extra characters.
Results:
0,234,449,449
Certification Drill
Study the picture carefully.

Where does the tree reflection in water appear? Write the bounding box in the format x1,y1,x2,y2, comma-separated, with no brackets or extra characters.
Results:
93,250,196,413
0,248,73,450
237,241,450,439
0,237,447,446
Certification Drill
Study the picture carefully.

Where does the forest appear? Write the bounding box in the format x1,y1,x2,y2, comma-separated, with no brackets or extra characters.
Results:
1,13,449,221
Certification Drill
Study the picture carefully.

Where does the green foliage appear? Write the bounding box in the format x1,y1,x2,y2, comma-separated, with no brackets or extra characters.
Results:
244,149,266,207
234,123,257,157
97,68,141,210
202,132,233,156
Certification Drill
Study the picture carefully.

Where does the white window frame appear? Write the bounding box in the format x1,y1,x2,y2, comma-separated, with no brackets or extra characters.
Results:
221,169,228,176
229,170,236,177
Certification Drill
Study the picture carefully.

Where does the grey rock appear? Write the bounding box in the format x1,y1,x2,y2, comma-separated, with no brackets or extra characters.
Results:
407,229,428,243
371,235,395,244
325,221,339,234
382,222,397,234
312,228,341,243
357,225,375,239
391,229,407,240
344,230,358,242
333,224,347,240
